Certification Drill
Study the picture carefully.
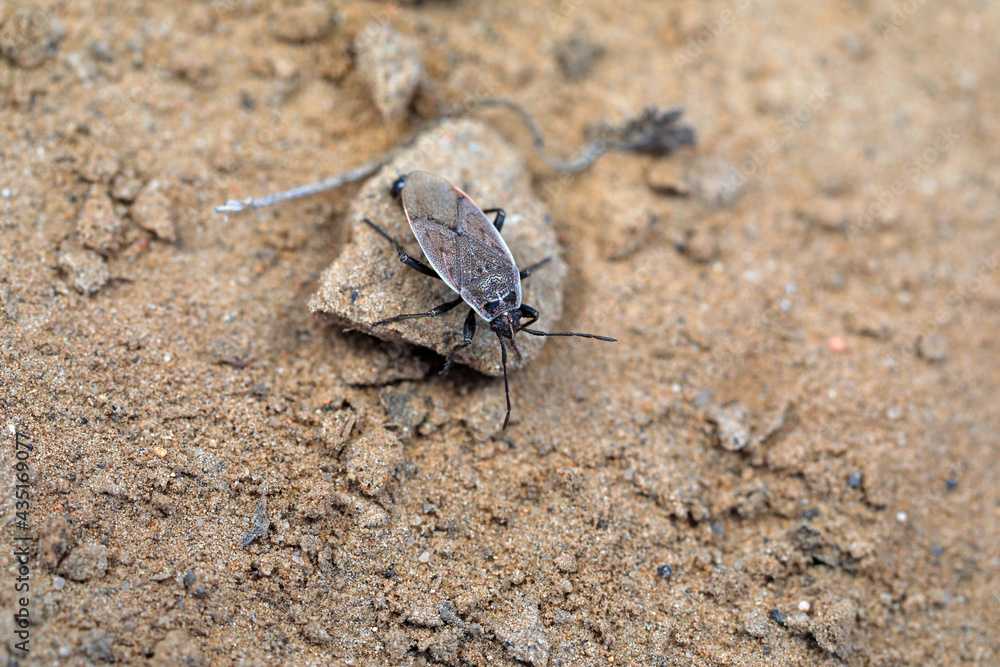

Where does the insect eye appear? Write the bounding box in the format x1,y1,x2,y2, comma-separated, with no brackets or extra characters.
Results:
485,300,500,315
504,291,517,304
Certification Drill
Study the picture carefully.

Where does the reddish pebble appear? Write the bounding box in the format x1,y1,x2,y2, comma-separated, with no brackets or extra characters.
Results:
828,335,846,352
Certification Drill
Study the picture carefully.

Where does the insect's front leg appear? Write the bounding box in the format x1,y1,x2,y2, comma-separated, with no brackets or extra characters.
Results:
442,308,477,375
362,218,441,280
518,304,540,329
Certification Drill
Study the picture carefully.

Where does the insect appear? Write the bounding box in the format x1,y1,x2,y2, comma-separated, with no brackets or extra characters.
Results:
363,170,616,429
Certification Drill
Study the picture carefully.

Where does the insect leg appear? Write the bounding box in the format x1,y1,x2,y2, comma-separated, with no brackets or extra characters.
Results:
497,333,512,430
362,218,440,280
519,257,551,280
481,208,506,232
508,335,522,362
442,308,477,375
518,304,540,328
371,296,463,328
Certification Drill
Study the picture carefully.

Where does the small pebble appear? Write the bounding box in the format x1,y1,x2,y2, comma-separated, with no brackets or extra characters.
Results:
53,576,66,590
847,471,862,488
58,250,111,296
797,600,811,613
268,1,337,43
769,609,787,626
418,551,431,563
683,229,719,264
707,402,751,451
828,335,847,353
133,183,178,241
355,22,422,124
896,511,908,523
554,552,578,573
645,160,688,196
686,156,745,207
656,564,673,579
240,498,270,547
917,333,949,363
58,543,108,582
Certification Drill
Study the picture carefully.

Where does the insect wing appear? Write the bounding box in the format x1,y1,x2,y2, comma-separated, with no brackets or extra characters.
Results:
455,195,515,263
408,217,463,293
402,171,459,228
403,171,518,299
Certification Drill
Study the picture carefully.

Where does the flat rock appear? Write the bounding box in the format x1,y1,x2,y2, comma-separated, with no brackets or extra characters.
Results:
310,119,566,377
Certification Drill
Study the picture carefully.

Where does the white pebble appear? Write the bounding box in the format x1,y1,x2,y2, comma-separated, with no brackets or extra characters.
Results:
418,551,431,563
797,600,811,612
896,511,908,523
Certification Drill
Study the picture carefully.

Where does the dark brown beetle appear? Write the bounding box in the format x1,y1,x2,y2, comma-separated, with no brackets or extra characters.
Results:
364,170,616,429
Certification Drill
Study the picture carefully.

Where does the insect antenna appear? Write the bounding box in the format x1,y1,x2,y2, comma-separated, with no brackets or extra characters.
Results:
521,328,617,342
497,334,512,430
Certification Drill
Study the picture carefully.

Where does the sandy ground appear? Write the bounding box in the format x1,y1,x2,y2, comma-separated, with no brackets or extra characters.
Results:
1,1,999,665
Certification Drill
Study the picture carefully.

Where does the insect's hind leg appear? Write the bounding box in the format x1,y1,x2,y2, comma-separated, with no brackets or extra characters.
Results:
442,308,477,375
519,257,551,280
481,208,506,233
362,217,440,280
371,296,464,328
